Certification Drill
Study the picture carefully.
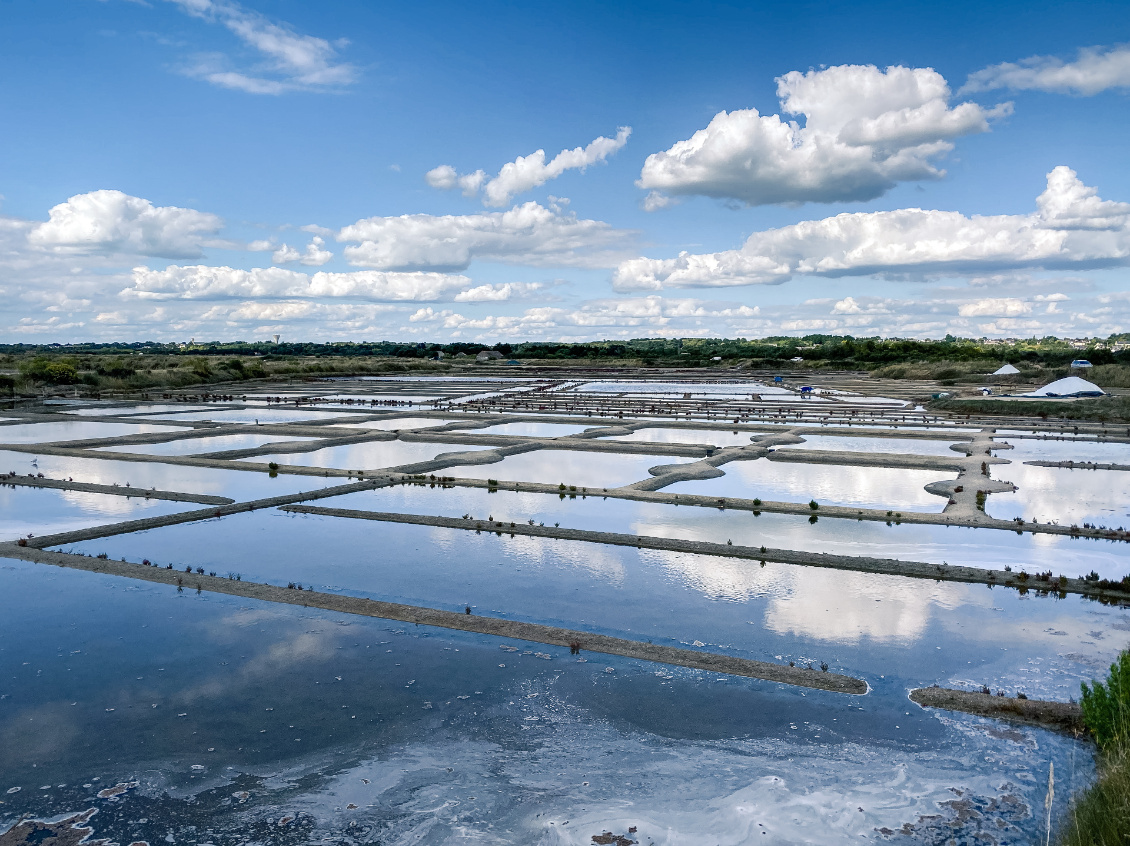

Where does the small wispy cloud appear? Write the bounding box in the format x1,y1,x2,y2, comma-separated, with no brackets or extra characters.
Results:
165,0,356,94
426,127,632,207
962,43,1130,96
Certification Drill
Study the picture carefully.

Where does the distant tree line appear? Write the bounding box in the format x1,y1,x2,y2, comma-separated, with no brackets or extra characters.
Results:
2,334,1127,370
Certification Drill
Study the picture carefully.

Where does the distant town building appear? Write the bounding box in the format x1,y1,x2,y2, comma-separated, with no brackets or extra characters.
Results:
476,350,504,362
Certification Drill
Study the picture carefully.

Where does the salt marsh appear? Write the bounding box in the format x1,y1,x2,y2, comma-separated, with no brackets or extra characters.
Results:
4,377,1129,846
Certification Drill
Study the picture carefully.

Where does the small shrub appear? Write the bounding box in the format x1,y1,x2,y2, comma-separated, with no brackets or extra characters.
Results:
1082,649,1130,749
808,500,819,510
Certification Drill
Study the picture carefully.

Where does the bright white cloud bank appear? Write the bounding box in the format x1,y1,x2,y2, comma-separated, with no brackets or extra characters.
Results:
126,265,483,301
637,64,1010,207
338,201,636,271
615,166,1130,290
426,128,631,207
167,0,355,94
28,189,223,258
963,44,1130,96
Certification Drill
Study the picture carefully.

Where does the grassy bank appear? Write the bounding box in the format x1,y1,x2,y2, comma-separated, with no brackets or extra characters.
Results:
930,395,1130,424
1057,650,1130,844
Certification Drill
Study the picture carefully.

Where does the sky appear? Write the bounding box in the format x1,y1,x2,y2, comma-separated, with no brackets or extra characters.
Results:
1,0,1129,343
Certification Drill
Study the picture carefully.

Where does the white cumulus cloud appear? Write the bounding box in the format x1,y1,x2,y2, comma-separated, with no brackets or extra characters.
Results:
637,64,1010,207
167,0,355,94
337,201,635,271
957,298,1032,317
272,236,333,266
962,44,1130,96
614,166,1130,291
28,189,223,258
427,127,631,207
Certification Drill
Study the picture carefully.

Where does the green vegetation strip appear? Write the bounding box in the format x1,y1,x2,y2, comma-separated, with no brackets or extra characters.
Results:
909,687,1083,733
282,504,1130,600
0,542,865,695
1056,650,1130,844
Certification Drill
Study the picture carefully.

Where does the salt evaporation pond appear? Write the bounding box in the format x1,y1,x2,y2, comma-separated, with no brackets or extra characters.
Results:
602,427,757,447
997,436,1130,464
466,421,598,437
777,434,967,457
573,381,790,395
243,440,495,471
141,408,349,424
350,416,449,430
987,463,1130,526
441,450,692,489
669,459,951,511
0,421,177,444
321,483,1130,580
0,450,337,501
56,508,1129,695
97,433,322,456
0,555,1093,842
58,404,212,416
0,487,194,540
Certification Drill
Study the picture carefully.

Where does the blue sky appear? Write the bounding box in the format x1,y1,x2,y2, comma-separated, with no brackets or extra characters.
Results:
1,0,1129,342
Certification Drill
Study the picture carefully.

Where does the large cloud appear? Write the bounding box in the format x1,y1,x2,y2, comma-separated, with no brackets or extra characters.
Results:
28,190,223,258
426,127,631,207
963,44,1130,96
406,296,761,338
637,64,1010,207
337,201,636,271
125,265,475,301
614,166,1130,290
167,0,356,94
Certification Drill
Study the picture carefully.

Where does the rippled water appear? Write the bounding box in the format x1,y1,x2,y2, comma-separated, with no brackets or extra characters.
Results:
0,555,1096,845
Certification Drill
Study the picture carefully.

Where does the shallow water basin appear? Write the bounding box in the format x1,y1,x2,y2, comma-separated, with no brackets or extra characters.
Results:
669,458,951,511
